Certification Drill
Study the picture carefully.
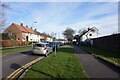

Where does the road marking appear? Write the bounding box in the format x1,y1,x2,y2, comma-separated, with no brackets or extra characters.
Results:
6,56,44,80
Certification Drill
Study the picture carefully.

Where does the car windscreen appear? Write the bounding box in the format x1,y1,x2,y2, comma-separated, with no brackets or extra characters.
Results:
34,44,44,47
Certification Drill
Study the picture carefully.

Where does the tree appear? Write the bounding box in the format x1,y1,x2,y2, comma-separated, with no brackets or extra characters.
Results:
0,33,16,40
0,2,10,31
50,32,56,41
62,27,75,43
74,34,80,42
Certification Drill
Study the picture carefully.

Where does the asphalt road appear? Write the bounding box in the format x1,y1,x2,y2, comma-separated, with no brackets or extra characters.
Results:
73,45,120,79
2,50,42,78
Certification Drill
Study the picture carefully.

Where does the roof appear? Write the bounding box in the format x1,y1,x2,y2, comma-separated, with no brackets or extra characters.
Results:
34,30,41,35
56,39,66,41
40,33,52,38
12,23,27,32
11,23,35,34
80,27,98,37
40,33,47,37
22,26,32,33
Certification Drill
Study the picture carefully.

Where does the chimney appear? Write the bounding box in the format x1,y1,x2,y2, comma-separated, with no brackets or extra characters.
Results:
35,28,37,31
31,27,32,29
26,25,28,27
20,23,23,26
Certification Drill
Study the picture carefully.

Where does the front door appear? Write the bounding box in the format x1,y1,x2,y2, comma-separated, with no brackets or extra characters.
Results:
26,36,28,41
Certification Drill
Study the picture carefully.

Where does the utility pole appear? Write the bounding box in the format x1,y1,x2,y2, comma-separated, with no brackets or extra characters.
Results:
54,33,57,55
32,21,37,47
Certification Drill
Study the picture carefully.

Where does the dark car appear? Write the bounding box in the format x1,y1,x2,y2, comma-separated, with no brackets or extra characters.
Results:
48,42,58,51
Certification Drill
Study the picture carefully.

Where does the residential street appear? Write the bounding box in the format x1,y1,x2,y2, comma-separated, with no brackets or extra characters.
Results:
1,45,120,79
2,50,42,78
73,45,120,78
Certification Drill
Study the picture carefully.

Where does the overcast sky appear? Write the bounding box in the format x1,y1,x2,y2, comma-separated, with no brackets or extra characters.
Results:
4,1,119,38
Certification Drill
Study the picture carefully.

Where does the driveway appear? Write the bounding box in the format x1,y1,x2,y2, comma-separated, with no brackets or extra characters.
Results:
2,50,43,78
73,45,120,78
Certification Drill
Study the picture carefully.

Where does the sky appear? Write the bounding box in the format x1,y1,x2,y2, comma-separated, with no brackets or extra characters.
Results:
3,1,119,39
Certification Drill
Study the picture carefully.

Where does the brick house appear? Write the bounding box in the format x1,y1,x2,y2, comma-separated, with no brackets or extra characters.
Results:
4,23,40,42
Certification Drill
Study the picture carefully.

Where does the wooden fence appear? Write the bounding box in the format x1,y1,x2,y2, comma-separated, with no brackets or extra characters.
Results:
0,40,30,47
92,33,120,53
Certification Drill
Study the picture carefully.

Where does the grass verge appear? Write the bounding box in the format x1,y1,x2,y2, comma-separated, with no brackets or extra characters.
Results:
80,46,120,67
23,45,87,79
0,46,32,54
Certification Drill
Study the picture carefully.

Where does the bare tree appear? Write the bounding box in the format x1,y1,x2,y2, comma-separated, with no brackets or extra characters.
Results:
0,2,10,32
50,32,56,41
0,2,3,28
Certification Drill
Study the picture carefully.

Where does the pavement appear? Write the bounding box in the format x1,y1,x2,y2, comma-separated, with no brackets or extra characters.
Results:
2,50,41,78
73,45,120,79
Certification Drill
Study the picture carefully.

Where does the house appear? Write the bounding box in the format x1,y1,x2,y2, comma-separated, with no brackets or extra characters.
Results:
81,27,99,41
40,33,53,42
34,29,41,42
46,35,53,42
4,23,39,42
56,39,67,44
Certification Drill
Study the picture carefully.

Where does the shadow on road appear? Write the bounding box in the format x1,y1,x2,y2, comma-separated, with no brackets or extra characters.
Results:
20,50,44,57
20,51,33,56
10,63,21,70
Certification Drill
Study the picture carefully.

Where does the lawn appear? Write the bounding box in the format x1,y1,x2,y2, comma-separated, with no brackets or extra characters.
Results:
23,45,87,79
80,46,120,67
0,46,32,54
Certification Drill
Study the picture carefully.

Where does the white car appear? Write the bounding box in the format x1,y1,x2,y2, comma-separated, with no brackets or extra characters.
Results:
32,42,52,56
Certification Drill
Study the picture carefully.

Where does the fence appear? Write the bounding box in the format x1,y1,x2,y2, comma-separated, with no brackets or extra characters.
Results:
92,33,120,52
0,40,30,47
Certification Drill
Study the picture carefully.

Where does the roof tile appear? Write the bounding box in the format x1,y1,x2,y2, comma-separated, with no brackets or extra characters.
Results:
12,23,34,33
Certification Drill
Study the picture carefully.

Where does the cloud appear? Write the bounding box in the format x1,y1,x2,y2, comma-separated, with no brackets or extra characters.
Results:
5,2,118,38
3,0,120,2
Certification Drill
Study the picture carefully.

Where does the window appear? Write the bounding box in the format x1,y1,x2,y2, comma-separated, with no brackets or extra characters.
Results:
35,44,44,47
46,44,51,47
89,34,92,36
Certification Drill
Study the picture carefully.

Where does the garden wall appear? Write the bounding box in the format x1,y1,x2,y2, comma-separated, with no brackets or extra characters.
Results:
0,40,30,47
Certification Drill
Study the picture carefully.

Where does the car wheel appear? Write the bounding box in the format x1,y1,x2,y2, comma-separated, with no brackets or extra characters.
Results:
45,54,47,57
31,52,34,55
45,52,48,57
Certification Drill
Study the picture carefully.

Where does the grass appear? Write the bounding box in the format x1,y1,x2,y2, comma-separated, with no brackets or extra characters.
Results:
80,45,120,67
0,46,32,54
23,45,87,79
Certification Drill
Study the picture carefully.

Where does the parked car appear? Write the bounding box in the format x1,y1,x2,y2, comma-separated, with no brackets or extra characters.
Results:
48,42,57,51
58,42,64,46
32,42,52,56
54,42,60,48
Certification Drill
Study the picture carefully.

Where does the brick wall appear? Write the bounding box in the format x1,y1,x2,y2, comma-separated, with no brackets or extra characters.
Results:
92,33,120,52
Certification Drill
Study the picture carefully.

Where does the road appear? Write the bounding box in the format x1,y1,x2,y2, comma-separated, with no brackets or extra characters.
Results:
2,50,43,78
73,45,120,78
2,46,120,79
